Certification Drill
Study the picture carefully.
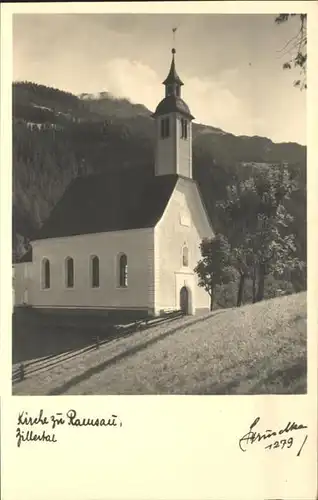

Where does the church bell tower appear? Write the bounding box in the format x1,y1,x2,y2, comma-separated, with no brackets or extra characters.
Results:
153,45,194,178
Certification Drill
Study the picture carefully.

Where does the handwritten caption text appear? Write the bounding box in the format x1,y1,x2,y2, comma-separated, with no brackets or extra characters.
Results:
16,409,123,447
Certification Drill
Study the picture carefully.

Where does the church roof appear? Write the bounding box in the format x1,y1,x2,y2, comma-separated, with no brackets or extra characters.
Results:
34,167,179,241
153,95,194,119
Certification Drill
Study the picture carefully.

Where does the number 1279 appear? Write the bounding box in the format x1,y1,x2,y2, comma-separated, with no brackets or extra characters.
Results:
265,437,293,450
265,435,308,456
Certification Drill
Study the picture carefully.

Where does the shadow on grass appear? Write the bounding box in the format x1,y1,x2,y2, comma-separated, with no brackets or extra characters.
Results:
12,308,114,364
12,309,186,382
46,310,227,395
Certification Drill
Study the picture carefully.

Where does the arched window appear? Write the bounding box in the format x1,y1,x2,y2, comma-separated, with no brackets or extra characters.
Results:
65,257,74,288
182,246,189,267
160,119,165,138
91,255,100,288
181,118,188,139
166,117,170,137
42,258,50,289
160,117,170,139
119,254,128,288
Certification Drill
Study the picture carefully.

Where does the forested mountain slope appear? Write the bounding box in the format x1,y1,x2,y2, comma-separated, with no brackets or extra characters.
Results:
12,81,306,295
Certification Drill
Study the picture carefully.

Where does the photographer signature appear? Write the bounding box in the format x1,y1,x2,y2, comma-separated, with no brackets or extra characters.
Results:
239,417,308,455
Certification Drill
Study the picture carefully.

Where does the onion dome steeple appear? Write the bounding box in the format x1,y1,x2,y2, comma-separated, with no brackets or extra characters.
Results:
153,39,194,179
153,46,194,120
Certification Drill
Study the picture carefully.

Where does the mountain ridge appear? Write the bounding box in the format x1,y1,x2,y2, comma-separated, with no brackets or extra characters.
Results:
78,89,306,146
15,81,306,147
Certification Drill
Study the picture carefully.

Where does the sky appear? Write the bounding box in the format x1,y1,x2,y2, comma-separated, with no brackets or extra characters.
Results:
13,13,306,145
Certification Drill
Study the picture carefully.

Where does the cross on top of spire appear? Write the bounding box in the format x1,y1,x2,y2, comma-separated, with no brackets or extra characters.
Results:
162,29,184,88
172,26,177,47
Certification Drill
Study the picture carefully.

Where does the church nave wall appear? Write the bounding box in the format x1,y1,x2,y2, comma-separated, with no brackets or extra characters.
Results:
28,228,155,312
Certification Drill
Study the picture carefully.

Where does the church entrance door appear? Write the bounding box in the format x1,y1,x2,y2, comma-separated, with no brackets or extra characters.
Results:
180,286,189,315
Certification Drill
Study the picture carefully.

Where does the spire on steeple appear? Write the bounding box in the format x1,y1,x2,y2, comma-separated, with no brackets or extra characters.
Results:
162,48,184,88
152,29,194,120
162,29,184,98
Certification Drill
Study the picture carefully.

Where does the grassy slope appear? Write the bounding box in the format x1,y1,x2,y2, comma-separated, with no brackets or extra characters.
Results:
13,292,307,395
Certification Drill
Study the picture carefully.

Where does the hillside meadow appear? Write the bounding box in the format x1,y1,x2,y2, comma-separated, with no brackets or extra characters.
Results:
13,292,307,395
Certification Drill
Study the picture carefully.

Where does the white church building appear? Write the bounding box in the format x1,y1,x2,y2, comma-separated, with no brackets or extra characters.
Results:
14,48,214,317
